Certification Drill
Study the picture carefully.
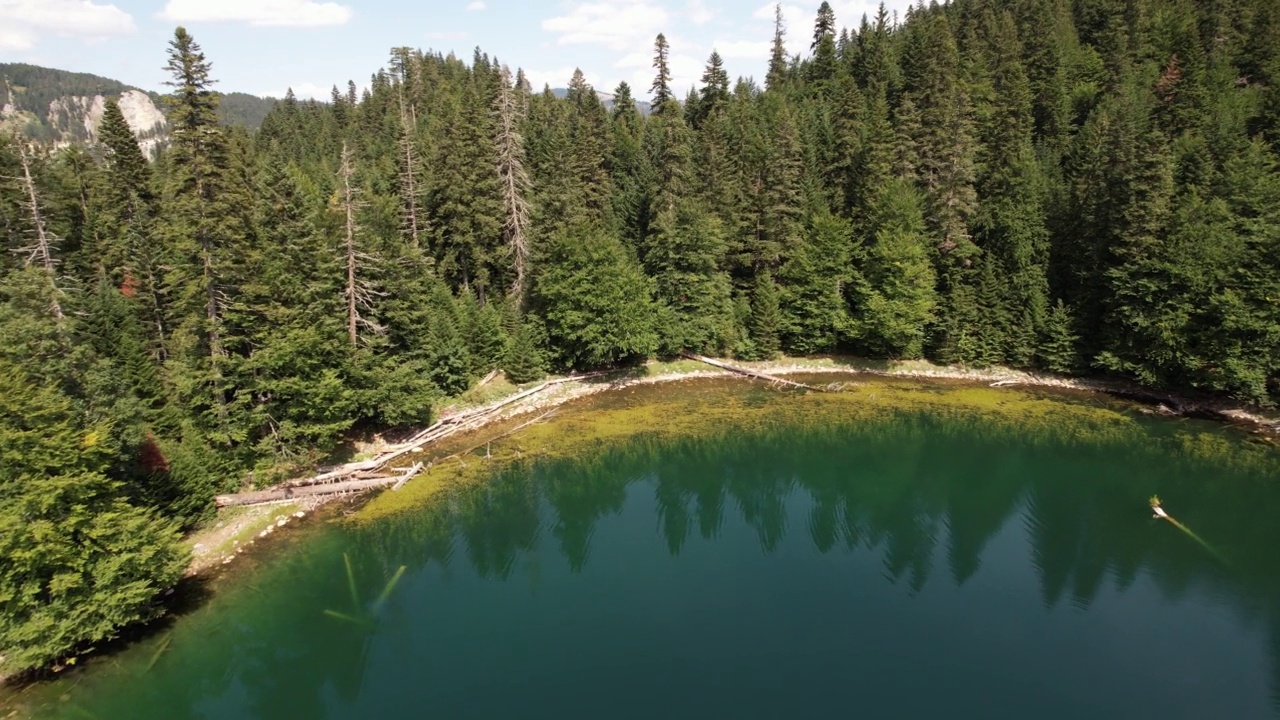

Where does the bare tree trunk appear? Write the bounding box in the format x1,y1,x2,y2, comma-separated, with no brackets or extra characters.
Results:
400,106,423,248
14,143,65,322
144,262,169,360
390,47,427,249
338,143,382,347
494,65,532,303
341,142,360,347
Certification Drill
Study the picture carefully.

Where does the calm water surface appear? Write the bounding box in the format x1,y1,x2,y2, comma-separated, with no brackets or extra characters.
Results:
10,378,1280,719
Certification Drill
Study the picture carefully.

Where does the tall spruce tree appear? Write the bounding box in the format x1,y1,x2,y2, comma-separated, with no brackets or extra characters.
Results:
160,26,251,446
850,178,937,358
767,4,790,91
650,34,674,112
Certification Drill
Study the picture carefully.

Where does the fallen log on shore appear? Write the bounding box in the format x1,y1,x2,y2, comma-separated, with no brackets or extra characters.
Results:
217,477,399,507
216,373,601,507
681,354,826,392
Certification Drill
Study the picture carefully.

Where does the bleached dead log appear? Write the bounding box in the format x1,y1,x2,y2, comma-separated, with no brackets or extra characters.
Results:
216,477,403,507
391,462,424,491
681,354,824,392
218,373,600,506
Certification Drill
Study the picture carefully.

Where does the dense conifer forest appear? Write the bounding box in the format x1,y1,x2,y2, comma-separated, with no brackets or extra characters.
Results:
2,0,1279,676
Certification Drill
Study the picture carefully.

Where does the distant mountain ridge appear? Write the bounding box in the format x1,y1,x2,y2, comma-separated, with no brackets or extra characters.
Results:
550,87,652,115
0,63,278,154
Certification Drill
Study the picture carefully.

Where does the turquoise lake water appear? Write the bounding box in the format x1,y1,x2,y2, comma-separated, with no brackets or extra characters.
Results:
9,379,1280,719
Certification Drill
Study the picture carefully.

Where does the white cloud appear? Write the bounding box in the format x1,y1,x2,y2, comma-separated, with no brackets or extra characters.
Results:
541,1,669,51
686,0,713,25
159,0,352,27
427,30,469,41
752,2,806,36
713,39,769,60
465,1,486,10
0,0,135,51
613,51,650,70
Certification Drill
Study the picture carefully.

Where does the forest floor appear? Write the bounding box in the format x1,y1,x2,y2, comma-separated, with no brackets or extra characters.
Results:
186,355,1280,576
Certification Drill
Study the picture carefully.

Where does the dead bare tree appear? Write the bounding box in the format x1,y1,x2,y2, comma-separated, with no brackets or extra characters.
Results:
389,47,428,248
11,140,65,322
339,142,383,347
494,65,532,302
398,108,427,248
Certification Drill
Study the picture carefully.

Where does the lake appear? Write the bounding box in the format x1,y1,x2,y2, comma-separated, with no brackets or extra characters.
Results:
8,377,1280,719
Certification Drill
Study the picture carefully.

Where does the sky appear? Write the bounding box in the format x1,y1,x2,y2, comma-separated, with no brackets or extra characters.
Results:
0,0,916,101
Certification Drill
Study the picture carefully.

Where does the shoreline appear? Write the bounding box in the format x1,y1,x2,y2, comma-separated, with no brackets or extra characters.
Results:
185,356,1278,576
10,357,1276,689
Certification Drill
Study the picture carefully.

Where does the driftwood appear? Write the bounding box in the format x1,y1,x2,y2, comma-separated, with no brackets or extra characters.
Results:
391,462,424,491
217,477,399,507
217,462,425,507
681,354,825,392
215,374,601,507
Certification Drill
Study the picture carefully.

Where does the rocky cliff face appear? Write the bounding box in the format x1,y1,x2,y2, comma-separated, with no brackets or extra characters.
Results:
2,88,168,157
43,89,168,157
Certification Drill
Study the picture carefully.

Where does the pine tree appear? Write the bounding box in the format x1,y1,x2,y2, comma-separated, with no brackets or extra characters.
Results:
900,8,979,263
973,10,1049,364
767,4,790,91
0,360,187,675
467,294,508,373
748,270,782,359
645,199,736,354
650,34,674,112
228,160,354,463
777,207,852,354
567,69,613,226
429,77,504,299
95,98,167,356
534,225,658,368
809,2,839,90
854,4,898,98
695,51,730,127
973,255,1011,366
503,313,546,383
97,99,153,215
1095,126,1178,385
160,27,250,439
608,81,647,246
829,71,865,215
850,179,937,358
643,95,693,230
757,99,804,270
1039,299,1080,373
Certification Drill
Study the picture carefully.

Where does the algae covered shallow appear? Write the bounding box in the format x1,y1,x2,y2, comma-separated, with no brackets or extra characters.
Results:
8,377,1280,719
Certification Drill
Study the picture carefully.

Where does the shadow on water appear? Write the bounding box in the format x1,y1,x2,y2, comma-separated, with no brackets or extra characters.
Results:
364,409,1280,708
11,380,1280,718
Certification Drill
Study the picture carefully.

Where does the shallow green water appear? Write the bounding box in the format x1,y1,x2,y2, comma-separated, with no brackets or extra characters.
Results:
10,379,1280,719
